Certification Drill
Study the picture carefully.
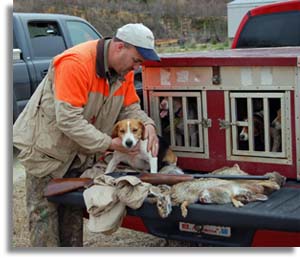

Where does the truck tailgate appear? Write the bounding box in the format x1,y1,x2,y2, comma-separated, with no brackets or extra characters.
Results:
47,184,300,232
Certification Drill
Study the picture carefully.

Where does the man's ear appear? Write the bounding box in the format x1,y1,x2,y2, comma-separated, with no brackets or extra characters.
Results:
111,122,120,138
116,41,125,52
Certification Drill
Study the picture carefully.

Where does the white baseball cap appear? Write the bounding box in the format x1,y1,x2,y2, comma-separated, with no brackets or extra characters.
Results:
116,23,160,61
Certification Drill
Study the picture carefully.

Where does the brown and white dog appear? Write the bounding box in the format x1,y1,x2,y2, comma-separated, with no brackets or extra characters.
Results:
239,109,282,152
270,109,282,152
239,111,265,151
105,118,182,174
159,97,198,147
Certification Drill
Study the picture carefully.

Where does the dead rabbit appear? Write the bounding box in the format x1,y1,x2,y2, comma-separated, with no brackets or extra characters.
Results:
149,164,285,218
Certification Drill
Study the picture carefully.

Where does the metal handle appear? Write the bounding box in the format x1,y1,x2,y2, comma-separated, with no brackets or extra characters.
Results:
41,69,48,78
189,119,212,128
218,119,238,129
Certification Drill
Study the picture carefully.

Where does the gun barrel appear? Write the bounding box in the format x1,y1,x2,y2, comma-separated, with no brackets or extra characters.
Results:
190,174,270,180
139,173,269,185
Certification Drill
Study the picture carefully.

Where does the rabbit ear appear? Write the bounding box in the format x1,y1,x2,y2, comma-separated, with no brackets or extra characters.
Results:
148,186,161,197
158,184,171,193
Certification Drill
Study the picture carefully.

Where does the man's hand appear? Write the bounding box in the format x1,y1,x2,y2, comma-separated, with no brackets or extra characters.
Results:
144,124,159,157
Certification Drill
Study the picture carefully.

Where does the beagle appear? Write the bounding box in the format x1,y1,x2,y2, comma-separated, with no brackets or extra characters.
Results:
239,111,265,151
105,118,179,174
159,97,198,147
270,109,282,152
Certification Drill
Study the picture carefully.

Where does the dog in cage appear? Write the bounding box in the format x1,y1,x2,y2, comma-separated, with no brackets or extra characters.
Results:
239,111,265,151
239,108,282,152
270,109,282,152
159,97,198,147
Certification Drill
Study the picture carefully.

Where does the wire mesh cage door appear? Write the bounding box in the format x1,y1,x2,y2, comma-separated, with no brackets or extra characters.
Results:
150,91,207,154
229,92,288,159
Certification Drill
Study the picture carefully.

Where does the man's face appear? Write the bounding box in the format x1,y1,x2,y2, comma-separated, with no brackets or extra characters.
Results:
115,43,144,77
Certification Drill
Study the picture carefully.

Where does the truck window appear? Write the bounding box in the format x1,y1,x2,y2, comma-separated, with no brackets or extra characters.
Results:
28,21,66,57
66,21,100,45
236,11,300,48
13,30,18,49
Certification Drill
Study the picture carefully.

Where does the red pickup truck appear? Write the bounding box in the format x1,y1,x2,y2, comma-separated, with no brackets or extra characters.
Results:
47,2,300,246
232,0,300,49
48,48,300,247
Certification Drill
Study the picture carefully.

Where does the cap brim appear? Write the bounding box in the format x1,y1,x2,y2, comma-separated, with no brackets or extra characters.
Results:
136,46,160,61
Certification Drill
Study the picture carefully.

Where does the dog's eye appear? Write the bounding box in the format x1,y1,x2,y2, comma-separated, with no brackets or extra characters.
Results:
120,129,125,134
132,128,138,133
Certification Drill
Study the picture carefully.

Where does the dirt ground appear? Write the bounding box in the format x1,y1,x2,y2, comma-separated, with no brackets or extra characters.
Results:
12,151,170,248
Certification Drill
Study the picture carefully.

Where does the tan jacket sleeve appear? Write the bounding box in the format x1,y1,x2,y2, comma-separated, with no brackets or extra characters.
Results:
55,100,112,153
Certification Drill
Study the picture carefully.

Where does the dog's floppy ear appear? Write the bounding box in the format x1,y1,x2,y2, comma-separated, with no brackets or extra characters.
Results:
111,122,120,138
139,120,146,140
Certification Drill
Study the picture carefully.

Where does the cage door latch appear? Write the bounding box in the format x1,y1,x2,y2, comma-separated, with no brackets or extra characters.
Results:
218,119,238,129
199,118,212,128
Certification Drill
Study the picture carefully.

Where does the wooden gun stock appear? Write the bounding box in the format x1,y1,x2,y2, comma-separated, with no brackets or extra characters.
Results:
44,178,93,197
139,173,194,185
44,173,270,197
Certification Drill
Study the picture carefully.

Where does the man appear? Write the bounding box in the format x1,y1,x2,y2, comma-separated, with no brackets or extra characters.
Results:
13,23,160,247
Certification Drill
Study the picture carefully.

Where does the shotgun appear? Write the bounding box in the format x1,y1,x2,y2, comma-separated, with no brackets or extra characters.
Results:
44,177,94,197
44,172,270,197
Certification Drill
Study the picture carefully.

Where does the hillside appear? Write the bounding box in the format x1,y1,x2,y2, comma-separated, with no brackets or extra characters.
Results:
13,0,231,44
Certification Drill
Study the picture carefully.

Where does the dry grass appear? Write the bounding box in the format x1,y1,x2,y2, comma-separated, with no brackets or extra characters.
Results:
12,178,31,247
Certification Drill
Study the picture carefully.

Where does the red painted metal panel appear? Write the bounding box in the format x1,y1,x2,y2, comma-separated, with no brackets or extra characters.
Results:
250,0,300,17
251,230,300,247
121,215,148,233
143,48,299,179
179,156,297,178
177,91,297,178
145,48,300,67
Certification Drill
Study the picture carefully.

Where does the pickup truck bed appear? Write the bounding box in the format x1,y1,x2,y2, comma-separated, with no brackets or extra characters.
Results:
47,181,300,246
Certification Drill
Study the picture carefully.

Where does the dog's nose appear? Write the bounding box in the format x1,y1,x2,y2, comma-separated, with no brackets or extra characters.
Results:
125,139,133,148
